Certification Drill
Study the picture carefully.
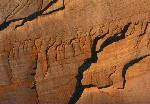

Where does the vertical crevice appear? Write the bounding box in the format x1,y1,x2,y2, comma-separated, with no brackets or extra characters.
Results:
140,22,148,36
68,33,108,104
30,43,40,104
68,23,131,104
122,55,149,87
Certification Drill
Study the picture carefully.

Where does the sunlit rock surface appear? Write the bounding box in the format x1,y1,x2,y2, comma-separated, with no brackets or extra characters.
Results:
0,0,150,104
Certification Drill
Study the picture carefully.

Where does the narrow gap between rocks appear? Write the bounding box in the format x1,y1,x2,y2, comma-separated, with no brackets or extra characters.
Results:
68,23,131,104
122,55,150,87
0,0,65,30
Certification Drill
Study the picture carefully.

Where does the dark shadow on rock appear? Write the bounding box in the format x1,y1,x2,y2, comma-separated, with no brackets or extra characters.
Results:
122,55,149,87
42,0,65,15
68,23,131,104
0,0,65,30
0,21,10,31
68,33,107,104
97,23,131,53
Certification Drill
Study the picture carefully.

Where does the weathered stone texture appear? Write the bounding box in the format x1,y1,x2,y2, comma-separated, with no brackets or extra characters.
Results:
0,0,149,104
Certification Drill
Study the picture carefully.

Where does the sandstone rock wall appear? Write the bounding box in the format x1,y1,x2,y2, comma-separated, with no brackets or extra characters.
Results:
0,0,149,104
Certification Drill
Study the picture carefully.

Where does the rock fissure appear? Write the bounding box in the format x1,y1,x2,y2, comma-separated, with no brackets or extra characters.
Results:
0,0,150,104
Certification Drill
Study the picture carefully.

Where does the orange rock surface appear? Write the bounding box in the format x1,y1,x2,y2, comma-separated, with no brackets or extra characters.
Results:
0,0,149,104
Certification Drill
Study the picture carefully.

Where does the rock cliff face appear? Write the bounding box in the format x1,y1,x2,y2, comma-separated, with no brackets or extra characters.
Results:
0,0,150,104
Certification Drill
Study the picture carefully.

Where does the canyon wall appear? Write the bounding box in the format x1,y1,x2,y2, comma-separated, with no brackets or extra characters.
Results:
0,0,150,104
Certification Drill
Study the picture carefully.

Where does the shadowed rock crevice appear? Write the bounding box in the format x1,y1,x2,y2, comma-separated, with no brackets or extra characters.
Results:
97,23,131,53
140,22,149,36
122,55,150,87
15,0,65,29
68,33,108,104
68,23,131,104
42,0,65,15
0,0,65,30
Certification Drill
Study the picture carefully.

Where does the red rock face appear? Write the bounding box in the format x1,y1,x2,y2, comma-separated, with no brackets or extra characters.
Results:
0,0,150,104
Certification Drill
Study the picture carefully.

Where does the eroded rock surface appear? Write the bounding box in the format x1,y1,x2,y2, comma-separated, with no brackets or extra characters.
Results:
0,0,150,104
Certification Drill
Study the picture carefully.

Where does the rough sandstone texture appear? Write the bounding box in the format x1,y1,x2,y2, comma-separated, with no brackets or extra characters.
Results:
0,0,150,104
